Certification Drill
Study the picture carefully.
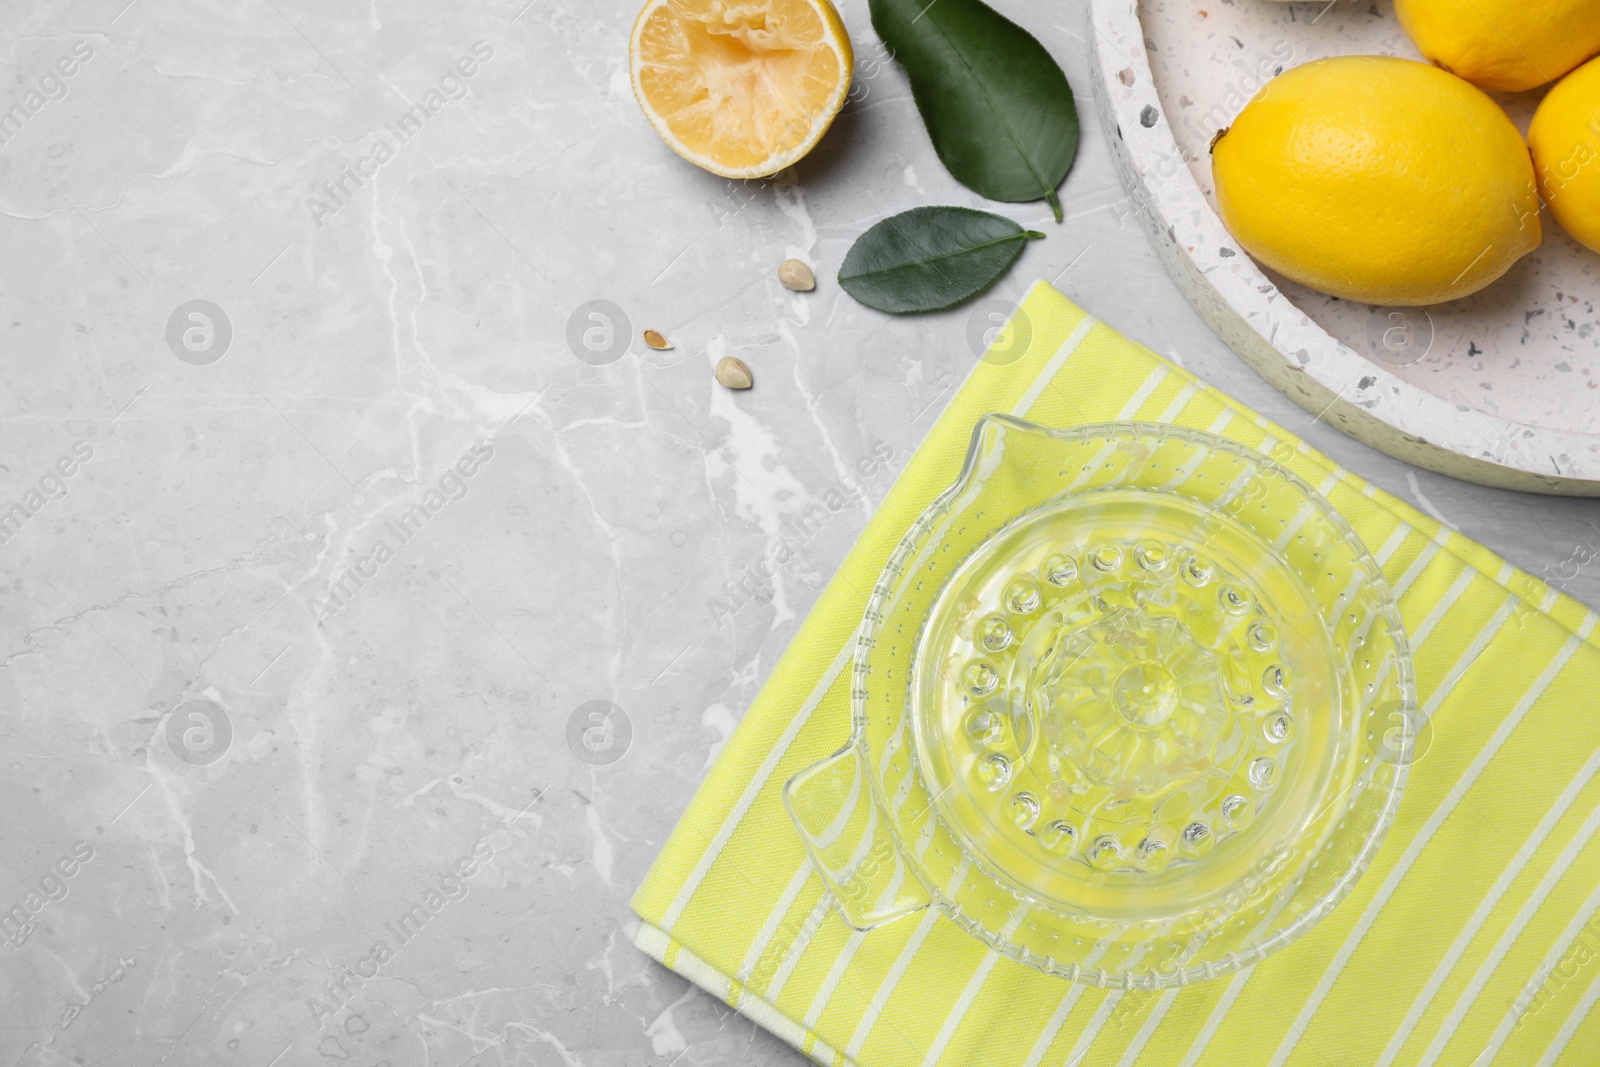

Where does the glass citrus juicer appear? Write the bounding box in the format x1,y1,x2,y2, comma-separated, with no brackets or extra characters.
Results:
784,417,1415,988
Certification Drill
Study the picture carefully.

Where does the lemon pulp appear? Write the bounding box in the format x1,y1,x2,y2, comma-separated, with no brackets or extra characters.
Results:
631,0,852,178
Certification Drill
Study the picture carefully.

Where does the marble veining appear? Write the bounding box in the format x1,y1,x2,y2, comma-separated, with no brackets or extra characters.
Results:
0,1,1595,1065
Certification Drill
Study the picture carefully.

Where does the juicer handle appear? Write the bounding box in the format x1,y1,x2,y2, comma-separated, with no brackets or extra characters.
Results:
783,743,933,931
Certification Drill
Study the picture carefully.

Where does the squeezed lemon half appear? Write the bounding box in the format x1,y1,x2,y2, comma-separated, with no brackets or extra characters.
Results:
630,0,853,179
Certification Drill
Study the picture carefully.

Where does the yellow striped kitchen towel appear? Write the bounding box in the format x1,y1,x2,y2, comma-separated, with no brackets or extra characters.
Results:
630,281,1600,1067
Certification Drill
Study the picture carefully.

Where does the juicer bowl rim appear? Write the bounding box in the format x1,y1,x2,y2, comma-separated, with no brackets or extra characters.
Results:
847,414,1417,987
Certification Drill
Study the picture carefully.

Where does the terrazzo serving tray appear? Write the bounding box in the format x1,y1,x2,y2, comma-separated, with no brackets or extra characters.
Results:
1088,0,1600,495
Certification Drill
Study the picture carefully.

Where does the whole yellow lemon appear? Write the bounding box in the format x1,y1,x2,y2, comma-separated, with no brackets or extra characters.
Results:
1212,56,1541,307
1394,0,1600,92
1529,55,1600,254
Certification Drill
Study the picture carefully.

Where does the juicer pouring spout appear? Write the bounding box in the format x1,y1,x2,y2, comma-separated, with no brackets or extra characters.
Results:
783,741,935,931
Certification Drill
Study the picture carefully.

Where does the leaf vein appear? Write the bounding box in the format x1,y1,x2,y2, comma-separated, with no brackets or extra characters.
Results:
837,231,1026,282
916,4,1052,197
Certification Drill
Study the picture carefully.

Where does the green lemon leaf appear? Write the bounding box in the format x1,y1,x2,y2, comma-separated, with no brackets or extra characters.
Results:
870,0,1079,221
837,206,1044,314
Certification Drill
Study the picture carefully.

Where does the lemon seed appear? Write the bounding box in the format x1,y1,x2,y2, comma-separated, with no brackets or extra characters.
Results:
778,259,816,292
715,356,753,390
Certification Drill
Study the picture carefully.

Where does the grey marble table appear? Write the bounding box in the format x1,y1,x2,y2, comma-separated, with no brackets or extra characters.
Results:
0,1,1595,1065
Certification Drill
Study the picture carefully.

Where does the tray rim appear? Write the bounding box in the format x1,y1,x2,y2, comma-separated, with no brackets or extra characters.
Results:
1086,0,1600,496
